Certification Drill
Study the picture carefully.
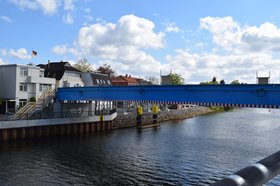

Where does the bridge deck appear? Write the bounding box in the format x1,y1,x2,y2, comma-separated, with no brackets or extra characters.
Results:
56,84,280,108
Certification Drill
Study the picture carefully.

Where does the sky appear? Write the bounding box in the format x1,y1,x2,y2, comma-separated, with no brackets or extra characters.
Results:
1,0,280,84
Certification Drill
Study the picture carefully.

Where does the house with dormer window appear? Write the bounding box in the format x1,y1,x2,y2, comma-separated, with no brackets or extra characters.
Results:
37,61,84,88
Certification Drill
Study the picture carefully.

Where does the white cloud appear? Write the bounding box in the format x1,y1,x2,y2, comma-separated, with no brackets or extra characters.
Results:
196,42,208,48
77,14,165,55
9,0,60,15
84,8,91,13
8,0,37,10
63,13,73,24
1,16,13,23
200,16,280,54
52,44,81,57
36,0,59,15
52,45,68,55
165,49,280,84
75,14,165,76
200,16,241,51
0,58,7,64
9,48,32,60
64,0,74,11
164,22,180,33
157,16,280,84
241,22,280,52
0,49,7,56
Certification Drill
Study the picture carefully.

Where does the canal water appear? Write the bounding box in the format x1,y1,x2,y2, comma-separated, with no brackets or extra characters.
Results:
0,108,280,185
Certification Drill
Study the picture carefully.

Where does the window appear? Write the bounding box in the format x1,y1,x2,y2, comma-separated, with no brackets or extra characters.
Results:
19,83,27,91
107,80,111,85
66,72,81,78
19,99,27,108
39,84,51,92
39,70,44,77
20,68,28,76
96,79,100,84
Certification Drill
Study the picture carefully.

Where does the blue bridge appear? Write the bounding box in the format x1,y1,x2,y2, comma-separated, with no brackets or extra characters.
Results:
57,84,280,108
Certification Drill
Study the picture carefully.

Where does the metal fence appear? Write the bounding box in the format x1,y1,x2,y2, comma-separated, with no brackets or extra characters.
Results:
0,109,117,121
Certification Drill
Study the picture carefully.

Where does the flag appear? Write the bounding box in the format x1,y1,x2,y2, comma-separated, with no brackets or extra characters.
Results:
32,50,37,56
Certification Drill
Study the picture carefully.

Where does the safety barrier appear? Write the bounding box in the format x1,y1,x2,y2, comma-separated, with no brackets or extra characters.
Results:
212,150,280,186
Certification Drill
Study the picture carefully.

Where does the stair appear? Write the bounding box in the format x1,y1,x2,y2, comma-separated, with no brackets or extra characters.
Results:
12,88,56,120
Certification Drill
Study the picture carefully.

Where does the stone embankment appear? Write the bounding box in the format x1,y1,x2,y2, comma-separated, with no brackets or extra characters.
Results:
112,106,212,129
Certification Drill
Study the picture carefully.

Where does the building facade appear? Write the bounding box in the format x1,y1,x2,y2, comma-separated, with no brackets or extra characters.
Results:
0,64,55,114
38,61,84,88
161,74,172,85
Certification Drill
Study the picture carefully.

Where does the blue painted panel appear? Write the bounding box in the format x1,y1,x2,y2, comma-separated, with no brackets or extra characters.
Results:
56,84,280,108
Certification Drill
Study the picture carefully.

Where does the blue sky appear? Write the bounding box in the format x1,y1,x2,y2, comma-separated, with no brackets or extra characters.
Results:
1,0,280,83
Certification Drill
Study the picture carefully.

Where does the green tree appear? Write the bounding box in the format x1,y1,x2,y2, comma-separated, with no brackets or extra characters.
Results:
200,76,219,85
230,80,240,84
220,79,225,85
170,73,184,85
212,76,218,84
74,58,93,72
96,64,116,78
29,97,36,102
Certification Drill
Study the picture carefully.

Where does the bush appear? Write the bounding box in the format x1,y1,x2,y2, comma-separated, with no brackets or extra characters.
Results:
30,97,36,102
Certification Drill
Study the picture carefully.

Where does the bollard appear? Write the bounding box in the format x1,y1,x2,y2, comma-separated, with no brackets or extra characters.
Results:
152,105,159,124
136,106,143,128
212,150,280,186
98,115,104,131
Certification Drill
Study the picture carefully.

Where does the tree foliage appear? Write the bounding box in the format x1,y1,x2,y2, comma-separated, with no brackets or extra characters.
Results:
230,80,240,84
212,76,217,84
96,64,116,77
29,97,36,102
200,76,219,85
220,79,225,85
73,58,93,72
170,73,184,85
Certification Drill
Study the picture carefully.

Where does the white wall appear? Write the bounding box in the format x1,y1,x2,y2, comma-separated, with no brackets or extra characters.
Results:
59,70,84,87
0,64,55,111
16,65,55,103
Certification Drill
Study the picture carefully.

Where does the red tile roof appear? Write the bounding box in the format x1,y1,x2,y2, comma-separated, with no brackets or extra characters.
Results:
111,75,139,85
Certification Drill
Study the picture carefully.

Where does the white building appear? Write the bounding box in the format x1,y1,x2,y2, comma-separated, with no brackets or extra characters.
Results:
0,64,55,114
38,61,84,88
0,61,85,114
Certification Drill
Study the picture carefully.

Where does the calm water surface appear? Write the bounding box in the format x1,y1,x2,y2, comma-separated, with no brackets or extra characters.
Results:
0,108,280,185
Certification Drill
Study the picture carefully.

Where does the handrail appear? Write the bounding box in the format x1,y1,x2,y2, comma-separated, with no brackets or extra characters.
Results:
12,88,56,120
212,150,280,186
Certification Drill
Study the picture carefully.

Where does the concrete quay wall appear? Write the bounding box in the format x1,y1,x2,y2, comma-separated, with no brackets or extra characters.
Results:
0,113,117,141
